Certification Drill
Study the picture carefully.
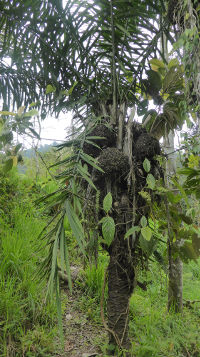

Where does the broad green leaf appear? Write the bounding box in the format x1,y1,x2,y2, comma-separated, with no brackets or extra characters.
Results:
139,234,150,254
180,241,198,261
179,214,193,225
146,173,156,190
63,215,70,231
143,158,151,173
137,99,148,116
168,58,179,69
124,226,141,239
103,192,112,213
101,216,115,246
146,70,162,92
150,58,165,72
24,109,39,117
156,186,169,193
139,190,151,202
140,215,147,228
46,84,56,94
3,158,13,172
141,226,152,241
163,66,184,94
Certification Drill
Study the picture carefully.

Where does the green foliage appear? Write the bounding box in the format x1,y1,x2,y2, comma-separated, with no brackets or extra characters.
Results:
103,192,112,214
129,260,200,357
65,200,86,256
150,177,200,263
0,108,39,145
146,173,156,190
83,253,109,303
0,171,58,357
100,216,115,247
143,158,151,173
142,59,187,139
100,192,115,247
140,216,147,228
81,247,200,356
124,226,141,239
179,167,200,198
0,0,164,115
141,227,152,241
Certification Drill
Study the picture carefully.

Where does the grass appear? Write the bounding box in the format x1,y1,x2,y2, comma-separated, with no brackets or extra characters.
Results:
129,261,200,357
81,256,200,356
74,252,109,325
1,169,200,357
83,252,109,302
0,171,58,357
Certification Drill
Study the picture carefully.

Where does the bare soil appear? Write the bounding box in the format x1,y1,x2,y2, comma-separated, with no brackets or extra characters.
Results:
57,286,107,357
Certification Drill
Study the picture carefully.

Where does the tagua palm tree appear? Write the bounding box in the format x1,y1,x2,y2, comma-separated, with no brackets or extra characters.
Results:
0,0,192,354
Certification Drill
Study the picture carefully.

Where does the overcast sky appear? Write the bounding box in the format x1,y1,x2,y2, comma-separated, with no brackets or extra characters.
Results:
20,111,72,148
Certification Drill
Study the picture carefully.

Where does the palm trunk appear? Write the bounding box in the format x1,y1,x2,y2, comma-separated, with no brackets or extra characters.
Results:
88,103,161,353
107,209,135,356
107,248,133,354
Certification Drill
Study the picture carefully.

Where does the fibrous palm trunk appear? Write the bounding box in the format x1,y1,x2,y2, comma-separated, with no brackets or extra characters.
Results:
85,102,162,354
107,224,135,355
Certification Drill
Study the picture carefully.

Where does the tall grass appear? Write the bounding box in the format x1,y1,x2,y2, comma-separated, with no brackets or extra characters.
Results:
0,173,57,356
84,252,109,302
129,261,200,357
82,253,200,356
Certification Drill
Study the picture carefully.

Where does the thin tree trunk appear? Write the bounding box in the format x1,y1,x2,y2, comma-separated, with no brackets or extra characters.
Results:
168,240,183,312
161,31,183,312
164,132,183,312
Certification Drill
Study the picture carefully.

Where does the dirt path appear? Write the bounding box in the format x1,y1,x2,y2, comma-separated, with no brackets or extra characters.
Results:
59,286,107,357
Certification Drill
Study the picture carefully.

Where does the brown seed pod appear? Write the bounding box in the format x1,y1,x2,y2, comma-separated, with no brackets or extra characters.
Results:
94,147,129,180
134,133,160,160
83,124,116,158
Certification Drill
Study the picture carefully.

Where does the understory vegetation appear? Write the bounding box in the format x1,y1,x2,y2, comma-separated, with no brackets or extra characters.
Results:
1,162,199,357
82,255,200,356
0,169,58,357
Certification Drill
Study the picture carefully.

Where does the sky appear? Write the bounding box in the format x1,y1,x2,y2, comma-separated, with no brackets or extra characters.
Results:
40,112,72,144
19,102,185,150
20,111,72,148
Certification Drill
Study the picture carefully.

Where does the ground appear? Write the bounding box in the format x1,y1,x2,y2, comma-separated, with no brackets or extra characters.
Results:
58,284,107,357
